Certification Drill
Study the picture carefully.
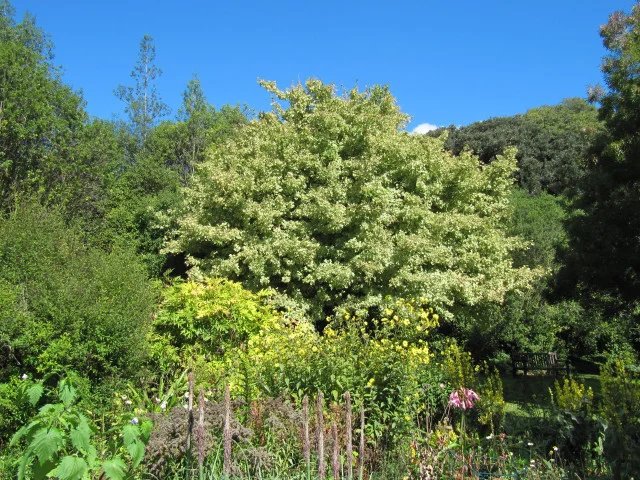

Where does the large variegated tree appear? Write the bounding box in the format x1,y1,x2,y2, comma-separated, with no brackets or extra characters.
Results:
167,79,539,323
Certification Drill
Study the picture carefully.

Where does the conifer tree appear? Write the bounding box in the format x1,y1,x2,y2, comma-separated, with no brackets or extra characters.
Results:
115,34,169,148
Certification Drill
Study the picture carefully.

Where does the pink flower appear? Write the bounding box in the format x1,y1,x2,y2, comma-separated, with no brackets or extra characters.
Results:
449,390,462,408
448,387,480,410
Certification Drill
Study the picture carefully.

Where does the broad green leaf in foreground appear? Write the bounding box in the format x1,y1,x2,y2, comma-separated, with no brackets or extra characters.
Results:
101,457,127,480
48,456,88,480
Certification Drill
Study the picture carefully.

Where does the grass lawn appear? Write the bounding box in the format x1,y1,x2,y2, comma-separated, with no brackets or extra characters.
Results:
500,372,602,438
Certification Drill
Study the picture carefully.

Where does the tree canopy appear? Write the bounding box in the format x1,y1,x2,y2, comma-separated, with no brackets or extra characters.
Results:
429,98,602,195
564,5,640,306
167,79,539,323
0,3,87,211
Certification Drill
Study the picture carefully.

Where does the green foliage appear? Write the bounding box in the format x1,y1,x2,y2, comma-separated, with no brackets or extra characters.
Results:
103,148,182,276
150,278,279,377
0,376,37,448
0,3,89,211
476,364,505,432
438,343,505,433
0,202,156,381
564,5,640,319
459,189,582,359
440,341,475,390
9,374,152,480
175,75,249,181
600,359,640,429
556,5,640,360
429,98,602,196
551,378,594,414
101,88,247,276
507,189,569,271
114,34,169,147
168,79,539,324
598,360,640,479
248,297,439,443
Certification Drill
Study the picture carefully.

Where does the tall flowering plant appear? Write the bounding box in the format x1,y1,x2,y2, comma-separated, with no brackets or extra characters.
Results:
448,387,480,466
449,388,480,411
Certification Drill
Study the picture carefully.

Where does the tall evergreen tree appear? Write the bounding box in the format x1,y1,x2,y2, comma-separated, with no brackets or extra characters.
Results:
114,34,169,148
177,74,211,178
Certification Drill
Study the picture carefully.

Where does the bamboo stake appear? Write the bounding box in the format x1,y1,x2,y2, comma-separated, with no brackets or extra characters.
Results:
223,384,232,477
317,391,326,480
186,371,194,452
195,387,206,478
331,421,340,480
345,392,353,480
303,394,311,477
359,406,365,480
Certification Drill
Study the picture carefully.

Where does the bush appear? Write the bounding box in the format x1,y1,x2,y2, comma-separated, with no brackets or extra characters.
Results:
249,298,448,445
599,359,640,479
0,202,157,381
149,278,281,386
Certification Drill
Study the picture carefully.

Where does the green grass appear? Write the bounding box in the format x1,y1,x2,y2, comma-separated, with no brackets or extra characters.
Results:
502,373,601,409
499,373,598,439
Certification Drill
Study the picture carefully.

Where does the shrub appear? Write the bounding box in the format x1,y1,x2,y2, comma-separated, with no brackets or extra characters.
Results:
0,202,157,381
249,298,442,444
149,278,280,385
599,359,640,479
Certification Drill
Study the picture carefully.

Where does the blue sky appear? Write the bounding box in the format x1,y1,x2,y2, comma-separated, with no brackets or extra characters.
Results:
14,0,637,132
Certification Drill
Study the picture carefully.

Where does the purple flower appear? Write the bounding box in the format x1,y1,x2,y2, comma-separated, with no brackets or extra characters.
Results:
448,387,480,410
131,417,139,425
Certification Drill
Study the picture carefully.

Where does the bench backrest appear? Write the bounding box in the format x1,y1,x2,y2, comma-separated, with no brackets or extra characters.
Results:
512,352,558,368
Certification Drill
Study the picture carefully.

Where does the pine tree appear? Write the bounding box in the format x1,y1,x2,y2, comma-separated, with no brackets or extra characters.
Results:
114,34,169,148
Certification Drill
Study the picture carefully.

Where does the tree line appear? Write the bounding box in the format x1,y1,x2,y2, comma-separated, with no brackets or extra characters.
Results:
1,0,639,385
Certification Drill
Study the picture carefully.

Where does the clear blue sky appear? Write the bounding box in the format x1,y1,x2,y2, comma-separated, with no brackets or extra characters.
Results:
14,0,638,132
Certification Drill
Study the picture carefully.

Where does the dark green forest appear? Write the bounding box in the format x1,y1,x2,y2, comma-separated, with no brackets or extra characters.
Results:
1,1,640,479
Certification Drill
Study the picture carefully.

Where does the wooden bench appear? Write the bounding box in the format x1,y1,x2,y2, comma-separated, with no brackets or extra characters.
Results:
511,352,569,378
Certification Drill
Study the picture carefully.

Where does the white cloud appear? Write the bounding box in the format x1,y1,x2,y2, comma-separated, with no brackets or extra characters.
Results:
412,123,439,135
